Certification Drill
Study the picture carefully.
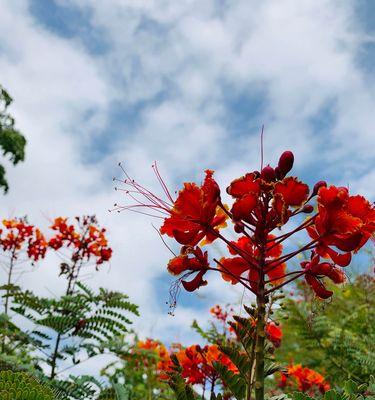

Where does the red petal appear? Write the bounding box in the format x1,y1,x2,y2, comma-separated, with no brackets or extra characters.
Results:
347,195,372,220
274,177,309,207
310,262,345,283
227,173,260,198
325,247,351,267
172,229,201,245
167,256,186,275
266,235,283,258
266,262,286,285
174,183,203,219
333,232,363,252
231,193,258,222
318,186,348,207
305,275,333,299
182,271,207,292
228,236,253,256
219,257,249,284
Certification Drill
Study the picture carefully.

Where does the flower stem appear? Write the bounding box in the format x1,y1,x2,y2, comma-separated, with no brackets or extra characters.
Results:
254,284,266,400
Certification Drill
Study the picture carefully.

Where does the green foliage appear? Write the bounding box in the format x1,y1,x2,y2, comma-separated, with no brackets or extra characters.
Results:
9,281,138,399
0,312,42,374
0,370,56,400
276,275,375,387
0,85,26,193
101,335,174,400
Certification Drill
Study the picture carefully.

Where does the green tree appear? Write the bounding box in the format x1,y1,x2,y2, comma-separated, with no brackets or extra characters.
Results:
275,274,375,388
0,85,26,193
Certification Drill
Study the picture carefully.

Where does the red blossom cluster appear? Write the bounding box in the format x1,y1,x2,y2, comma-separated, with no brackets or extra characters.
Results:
116,151,375,300
0,218,47,262
133,337,239,388
210,305,229,322
48,216,112,266
175,344,238,385
279,364,330,394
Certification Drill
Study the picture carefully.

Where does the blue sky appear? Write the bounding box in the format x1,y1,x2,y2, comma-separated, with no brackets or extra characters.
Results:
0,0,374,377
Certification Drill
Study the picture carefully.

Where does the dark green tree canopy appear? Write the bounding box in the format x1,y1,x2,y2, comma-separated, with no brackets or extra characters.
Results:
0,85,26,193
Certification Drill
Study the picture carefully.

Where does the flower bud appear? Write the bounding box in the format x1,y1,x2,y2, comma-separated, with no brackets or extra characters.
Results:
278,151,294,177
260,165,276,182
312,180,327,196
234,222,245,233
274,166,282,180
253,170,260,178
302,204,314,213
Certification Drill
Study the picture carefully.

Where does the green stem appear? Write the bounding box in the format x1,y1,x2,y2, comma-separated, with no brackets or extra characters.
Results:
254,286,266,400
4,251,16,315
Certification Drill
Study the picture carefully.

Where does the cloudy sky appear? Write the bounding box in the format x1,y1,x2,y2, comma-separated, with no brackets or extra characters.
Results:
0,0,374,377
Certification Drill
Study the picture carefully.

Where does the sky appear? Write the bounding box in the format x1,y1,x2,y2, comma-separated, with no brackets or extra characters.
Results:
0,0,374,378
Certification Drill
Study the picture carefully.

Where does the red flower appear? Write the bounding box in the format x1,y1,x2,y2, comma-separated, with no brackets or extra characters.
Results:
302,253,346,299
280,364,330,394
210,305,228,322
117,150,374,304
219,234,286,291
266,322,282,348
227,173,261,222
175,344,237,385
160,170,227,246
0,218,47,262
48,216,112,268
167,246,209,292
273,177,309,224
310,186,375,257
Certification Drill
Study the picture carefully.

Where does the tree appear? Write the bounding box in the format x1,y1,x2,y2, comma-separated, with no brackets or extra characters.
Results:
0,85,26,193
275,274,375,388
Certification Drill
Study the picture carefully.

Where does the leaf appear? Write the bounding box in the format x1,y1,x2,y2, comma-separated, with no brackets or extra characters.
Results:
213,361,246,400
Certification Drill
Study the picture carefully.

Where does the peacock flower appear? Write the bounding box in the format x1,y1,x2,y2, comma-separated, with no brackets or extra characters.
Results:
302,252,346,299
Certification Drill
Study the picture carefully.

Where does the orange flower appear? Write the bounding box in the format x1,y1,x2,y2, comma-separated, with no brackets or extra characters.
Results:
0,218,47,261
135,339,173,379
175,344,237,385
280,364,330,394
48,216,112,267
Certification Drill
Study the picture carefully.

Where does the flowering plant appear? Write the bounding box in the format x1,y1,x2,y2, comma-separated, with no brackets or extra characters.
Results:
116,151,374,400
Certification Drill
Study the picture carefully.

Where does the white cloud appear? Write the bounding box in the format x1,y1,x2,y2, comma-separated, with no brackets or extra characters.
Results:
0,0,374,379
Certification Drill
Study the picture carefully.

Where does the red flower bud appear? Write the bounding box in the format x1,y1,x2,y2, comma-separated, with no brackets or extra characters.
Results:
274,166,282,180
312,181,327,196
302,204,314,213
278,151,294,177
234,222,245,233
260,165,276,182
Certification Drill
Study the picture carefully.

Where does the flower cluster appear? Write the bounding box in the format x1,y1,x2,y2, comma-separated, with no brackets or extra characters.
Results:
48,216,112,267
279,364,330,394
135,338,172,379
0,218,47,262
210,305,229,323
175,344,238,385
116,151,375,300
